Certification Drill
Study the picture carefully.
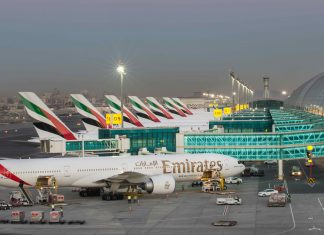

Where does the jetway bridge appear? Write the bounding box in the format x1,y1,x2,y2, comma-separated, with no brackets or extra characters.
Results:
177,108,324,161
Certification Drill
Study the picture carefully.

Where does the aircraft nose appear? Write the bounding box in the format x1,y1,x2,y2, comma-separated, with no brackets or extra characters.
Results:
236,161,245,174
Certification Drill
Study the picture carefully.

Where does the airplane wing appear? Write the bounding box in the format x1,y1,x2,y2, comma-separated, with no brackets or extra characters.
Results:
95,171,148,184
72,171,149,187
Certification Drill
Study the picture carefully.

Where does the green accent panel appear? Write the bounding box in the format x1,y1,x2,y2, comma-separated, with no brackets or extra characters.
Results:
71,97,92,115
129,99,143,110
19,95,46,118
106,99,121,111
147,99,159,109
99,127,179,155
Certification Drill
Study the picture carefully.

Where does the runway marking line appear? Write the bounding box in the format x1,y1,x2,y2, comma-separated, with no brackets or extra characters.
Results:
268,180,296,235
317,198,324,211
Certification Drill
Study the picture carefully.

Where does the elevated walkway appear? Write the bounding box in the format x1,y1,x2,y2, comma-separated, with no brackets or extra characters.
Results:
178,109,324,160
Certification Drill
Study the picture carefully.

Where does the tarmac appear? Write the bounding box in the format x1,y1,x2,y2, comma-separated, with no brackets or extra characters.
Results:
0,123,324,234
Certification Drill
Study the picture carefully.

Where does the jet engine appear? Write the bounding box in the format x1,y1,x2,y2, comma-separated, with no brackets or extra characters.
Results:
141,174,175,194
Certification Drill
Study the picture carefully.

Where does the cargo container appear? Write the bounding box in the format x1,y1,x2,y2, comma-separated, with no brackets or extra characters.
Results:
11,211,27,223
48,194,64,204
30,211,46,224
268,193,286,207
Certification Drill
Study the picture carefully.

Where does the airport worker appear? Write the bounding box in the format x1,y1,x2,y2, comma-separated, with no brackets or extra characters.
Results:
133,195,138,204
127,195,132,204
60,206,64,217
51,204,55,211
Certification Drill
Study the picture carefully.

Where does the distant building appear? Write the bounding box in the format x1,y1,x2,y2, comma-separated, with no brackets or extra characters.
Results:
285,72,324,108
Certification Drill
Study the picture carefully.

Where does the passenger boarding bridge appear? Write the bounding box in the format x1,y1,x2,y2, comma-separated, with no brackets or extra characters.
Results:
178,109,324,161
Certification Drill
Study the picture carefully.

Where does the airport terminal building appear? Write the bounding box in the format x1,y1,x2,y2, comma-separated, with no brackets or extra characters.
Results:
285,72,324,108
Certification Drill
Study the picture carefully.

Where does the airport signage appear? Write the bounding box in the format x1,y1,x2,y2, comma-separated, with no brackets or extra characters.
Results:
106,113,123,125
223,107,232,115
214,109,223,118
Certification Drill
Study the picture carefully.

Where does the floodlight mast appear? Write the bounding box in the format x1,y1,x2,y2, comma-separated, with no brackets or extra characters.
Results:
117,65,126,128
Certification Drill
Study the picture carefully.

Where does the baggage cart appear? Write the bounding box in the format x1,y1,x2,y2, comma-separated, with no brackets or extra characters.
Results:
268,193,286,207
49,211,65,224
30,211,46,224
11,210,27,224
48,194,64,204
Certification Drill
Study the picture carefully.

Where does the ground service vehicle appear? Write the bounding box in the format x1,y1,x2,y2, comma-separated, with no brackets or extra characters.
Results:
291,166,302,176
191,181,203,187
216,196,242,205
202,180,227,192
267,193,287,207
258,189,279,197
9,191,31,207
305,160,314,167
0,200,12,210
252,169,264,177
225,177,242,184
264,160,277,165
242,167,264,177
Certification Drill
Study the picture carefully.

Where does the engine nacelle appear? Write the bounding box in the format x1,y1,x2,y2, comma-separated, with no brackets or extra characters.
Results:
142,174,175,194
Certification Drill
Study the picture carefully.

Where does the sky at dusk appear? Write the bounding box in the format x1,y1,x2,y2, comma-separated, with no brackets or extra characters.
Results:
1,0,324,98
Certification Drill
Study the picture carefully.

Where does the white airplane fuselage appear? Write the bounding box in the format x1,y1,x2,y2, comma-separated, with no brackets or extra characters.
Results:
0,154,244,188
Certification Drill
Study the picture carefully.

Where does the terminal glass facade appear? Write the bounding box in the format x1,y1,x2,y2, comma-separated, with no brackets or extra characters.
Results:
99,127,179,155
209,120,272,133
66,139,119,152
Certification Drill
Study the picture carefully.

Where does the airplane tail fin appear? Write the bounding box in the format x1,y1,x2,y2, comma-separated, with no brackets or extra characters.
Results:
146,97,173,119
128,96,160,122
163,97,186,117
172,98,193,115
19,92,77,140
71,94,109,131
104,95,144,127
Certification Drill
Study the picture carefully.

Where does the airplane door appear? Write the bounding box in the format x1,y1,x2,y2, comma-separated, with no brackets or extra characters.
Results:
64,166,71,177
224,161,230,171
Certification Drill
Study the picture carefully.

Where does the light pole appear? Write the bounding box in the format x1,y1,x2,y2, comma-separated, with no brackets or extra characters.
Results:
237,79,241,112
232,92,236,112
117,65,126,128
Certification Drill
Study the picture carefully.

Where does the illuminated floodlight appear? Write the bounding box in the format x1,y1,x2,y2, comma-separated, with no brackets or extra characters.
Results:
117,65,125,75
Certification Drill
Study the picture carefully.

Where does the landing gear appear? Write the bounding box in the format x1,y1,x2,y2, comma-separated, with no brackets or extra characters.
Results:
102,192,124,201
79,188,101,197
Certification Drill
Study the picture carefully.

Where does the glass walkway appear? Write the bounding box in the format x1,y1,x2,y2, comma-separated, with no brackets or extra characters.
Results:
180,108,324,160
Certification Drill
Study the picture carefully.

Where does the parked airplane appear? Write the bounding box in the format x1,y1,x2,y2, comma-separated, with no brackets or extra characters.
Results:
71,94,109,132
171,98,193,115
0,154,245,195
105,95,144,127
128,96,160,123
146,97,173,119
163,97,186,117
19,92,97,142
